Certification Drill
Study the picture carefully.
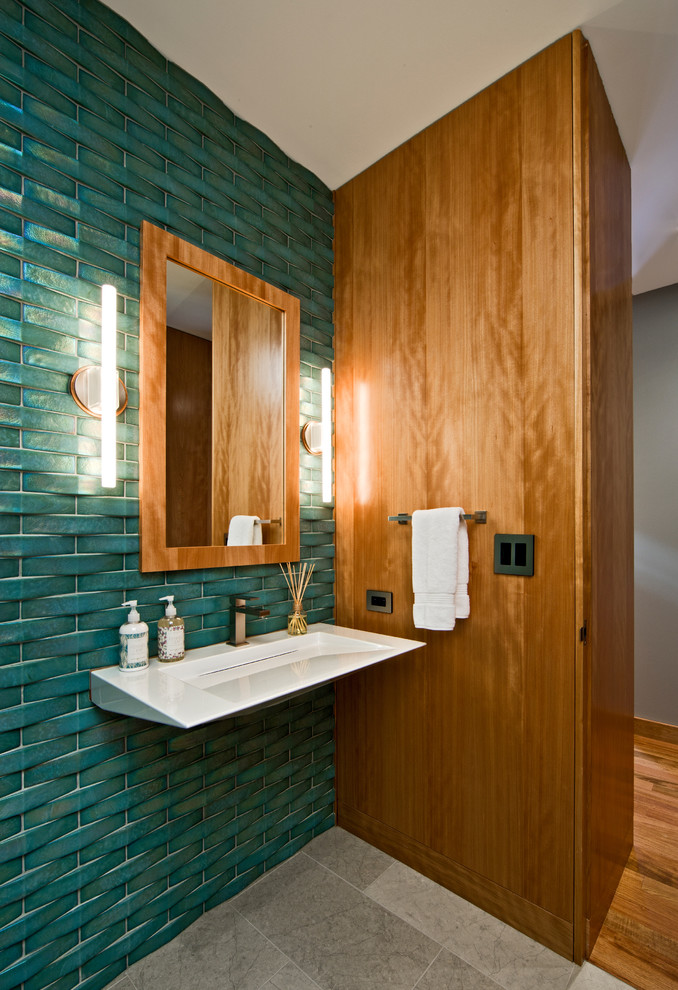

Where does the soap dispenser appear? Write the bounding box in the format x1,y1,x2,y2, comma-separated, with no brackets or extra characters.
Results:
119,600,149,671
157,595,185,662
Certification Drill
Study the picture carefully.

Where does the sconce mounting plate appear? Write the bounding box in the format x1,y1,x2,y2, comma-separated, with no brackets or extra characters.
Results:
70,365,128,418
301,420,322,455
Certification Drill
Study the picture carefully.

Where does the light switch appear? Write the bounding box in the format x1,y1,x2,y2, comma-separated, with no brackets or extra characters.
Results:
494,535,535,576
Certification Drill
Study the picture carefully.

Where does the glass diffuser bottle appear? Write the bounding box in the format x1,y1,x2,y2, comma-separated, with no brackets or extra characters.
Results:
282,562,315,636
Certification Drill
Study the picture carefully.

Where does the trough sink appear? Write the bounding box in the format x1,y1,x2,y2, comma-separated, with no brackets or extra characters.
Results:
90,623,425,728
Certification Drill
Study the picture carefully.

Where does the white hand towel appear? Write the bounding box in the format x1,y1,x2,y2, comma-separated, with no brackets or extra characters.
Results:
412,507,470,630
227,515,263,546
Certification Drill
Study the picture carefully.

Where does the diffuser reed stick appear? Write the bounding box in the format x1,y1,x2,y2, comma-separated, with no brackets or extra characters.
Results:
281,562,315,635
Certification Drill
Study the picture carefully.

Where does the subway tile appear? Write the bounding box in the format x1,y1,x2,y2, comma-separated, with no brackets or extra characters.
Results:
3,1,333,984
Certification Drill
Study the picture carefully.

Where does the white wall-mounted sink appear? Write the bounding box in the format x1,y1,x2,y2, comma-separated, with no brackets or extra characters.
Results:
90,623,425,728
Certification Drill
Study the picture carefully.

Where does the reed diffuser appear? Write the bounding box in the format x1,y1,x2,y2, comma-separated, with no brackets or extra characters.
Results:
281,562,315,636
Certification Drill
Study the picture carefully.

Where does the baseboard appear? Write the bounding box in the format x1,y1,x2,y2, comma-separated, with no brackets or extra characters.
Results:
338,802,574,959
634,717,678,745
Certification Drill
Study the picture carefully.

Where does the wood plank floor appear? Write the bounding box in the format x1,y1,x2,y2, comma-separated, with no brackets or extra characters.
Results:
590,727,678,990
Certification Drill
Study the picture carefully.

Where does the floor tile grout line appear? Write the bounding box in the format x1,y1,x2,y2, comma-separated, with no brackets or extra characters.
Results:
231,902,327,990
300,848,396,900
298,852,455,954
259,952,324,990
124,970,141,990
409,945,444,990
231,851,451,990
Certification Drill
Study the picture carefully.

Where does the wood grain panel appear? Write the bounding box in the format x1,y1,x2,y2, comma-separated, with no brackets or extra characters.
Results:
519,37,577,920
335,134,431,845
584,39,634,953
211,283,284,545
334,32,632,963
423,35,576,920
635,718,678,746
335,37,579,953
590,735,678,990
424,65,527,897
166,327,212,546
572,29,591,965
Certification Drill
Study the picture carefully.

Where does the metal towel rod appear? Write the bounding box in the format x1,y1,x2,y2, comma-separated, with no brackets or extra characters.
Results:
223,517,282,544
388,511,487,525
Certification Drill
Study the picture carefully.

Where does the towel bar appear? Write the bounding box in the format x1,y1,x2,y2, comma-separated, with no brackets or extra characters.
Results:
223,517,282,543
388,511,487,525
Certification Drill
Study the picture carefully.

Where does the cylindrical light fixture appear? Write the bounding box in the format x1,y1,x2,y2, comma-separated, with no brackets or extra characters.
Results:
100,284,118,489
321,366,332,503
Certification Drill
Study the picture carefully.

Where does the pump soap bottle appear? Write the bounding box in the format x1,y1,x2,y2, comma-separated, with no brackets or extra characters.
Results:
158,595,185,662
119,600,149,671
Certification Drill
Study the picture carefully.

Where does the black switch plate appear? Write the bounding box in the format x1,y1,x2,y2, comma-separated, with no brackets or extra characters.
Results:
494,534,535,576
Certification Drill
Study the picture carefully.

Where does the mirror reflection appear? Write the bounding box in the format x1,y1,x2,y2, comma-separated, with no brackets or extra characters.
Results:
165,261,284,548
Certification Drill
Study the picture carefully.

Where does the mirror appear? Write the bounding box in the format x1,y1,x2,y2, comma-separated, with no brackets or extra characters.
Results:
139,221,300,572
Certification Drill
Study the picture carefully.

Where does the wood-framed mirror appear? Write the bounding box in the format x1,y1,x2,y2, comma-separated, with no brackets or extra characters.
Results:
139,221,300,572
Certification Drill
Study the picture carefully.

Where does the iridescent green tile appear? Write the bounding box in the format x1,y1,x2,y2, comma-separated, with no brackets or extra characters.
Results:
0,422,18,447
22,473,110,496
0,724,19,754
0,204,22,243
0,22,21,63
0,657,76,695
0,533,76,559
0,644,20,666
23,56,78,120
0,613,75,647
22,627,116,662
0,162,20,202
75,496,138,518
21,552,124,577
0,946,22,981
24,0,78,39
0,607,19,630
0,552,17,580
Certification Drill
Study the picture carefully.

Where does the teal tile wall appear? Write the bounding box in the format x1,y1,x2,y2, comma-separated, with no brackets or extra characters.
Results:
0,0,335,987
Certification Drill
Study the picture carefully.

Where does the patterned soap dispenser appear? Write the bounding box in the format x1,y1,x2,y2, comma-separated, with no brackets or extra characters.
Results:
157,595,185,662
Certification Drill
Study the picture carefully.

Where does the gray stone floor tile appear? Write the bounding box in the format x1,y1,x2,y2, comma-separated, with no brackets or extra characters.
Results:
125,901,285,990
262,960,324,989
233,852,440,990
103,978,136,990
567,962,635,989
366,861,575,990
302,826,394,890
414,949,504,989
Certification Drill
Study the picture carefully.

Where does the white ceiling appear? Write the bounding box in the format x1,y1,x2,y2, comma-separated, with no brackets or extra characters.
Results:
106,0,678,294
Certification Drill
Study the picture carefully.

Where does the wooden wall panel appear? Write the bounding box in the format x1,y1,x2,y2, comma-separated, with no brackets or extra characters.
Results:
519,39,577,920
424,66,527,898
423,36,576,920
336,35,577,950
334,31,632,962
585,41,634,953
212,284,284,545
166,327,213,547
335,135,432,845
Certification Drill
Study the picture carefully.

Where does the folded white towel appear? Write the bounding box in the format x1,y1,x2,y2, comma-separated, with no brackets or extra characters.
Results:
227,515,263,546
412,507,470,630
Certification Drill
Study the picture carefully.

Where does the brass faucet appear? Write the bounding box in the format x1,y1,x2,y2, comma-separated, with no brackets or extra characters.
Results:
229,595,270,646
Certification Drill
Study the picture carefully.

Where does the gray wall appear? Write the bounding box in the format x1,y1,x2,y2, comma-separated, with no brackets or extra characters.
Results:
634,281,678,725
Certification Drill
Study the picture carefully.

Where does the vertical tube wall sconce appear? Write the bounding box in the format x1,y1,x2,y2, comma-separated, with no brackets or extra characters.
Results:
100,284,117,489
300,366,332,504
321,367,332,503
69,284,128,491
